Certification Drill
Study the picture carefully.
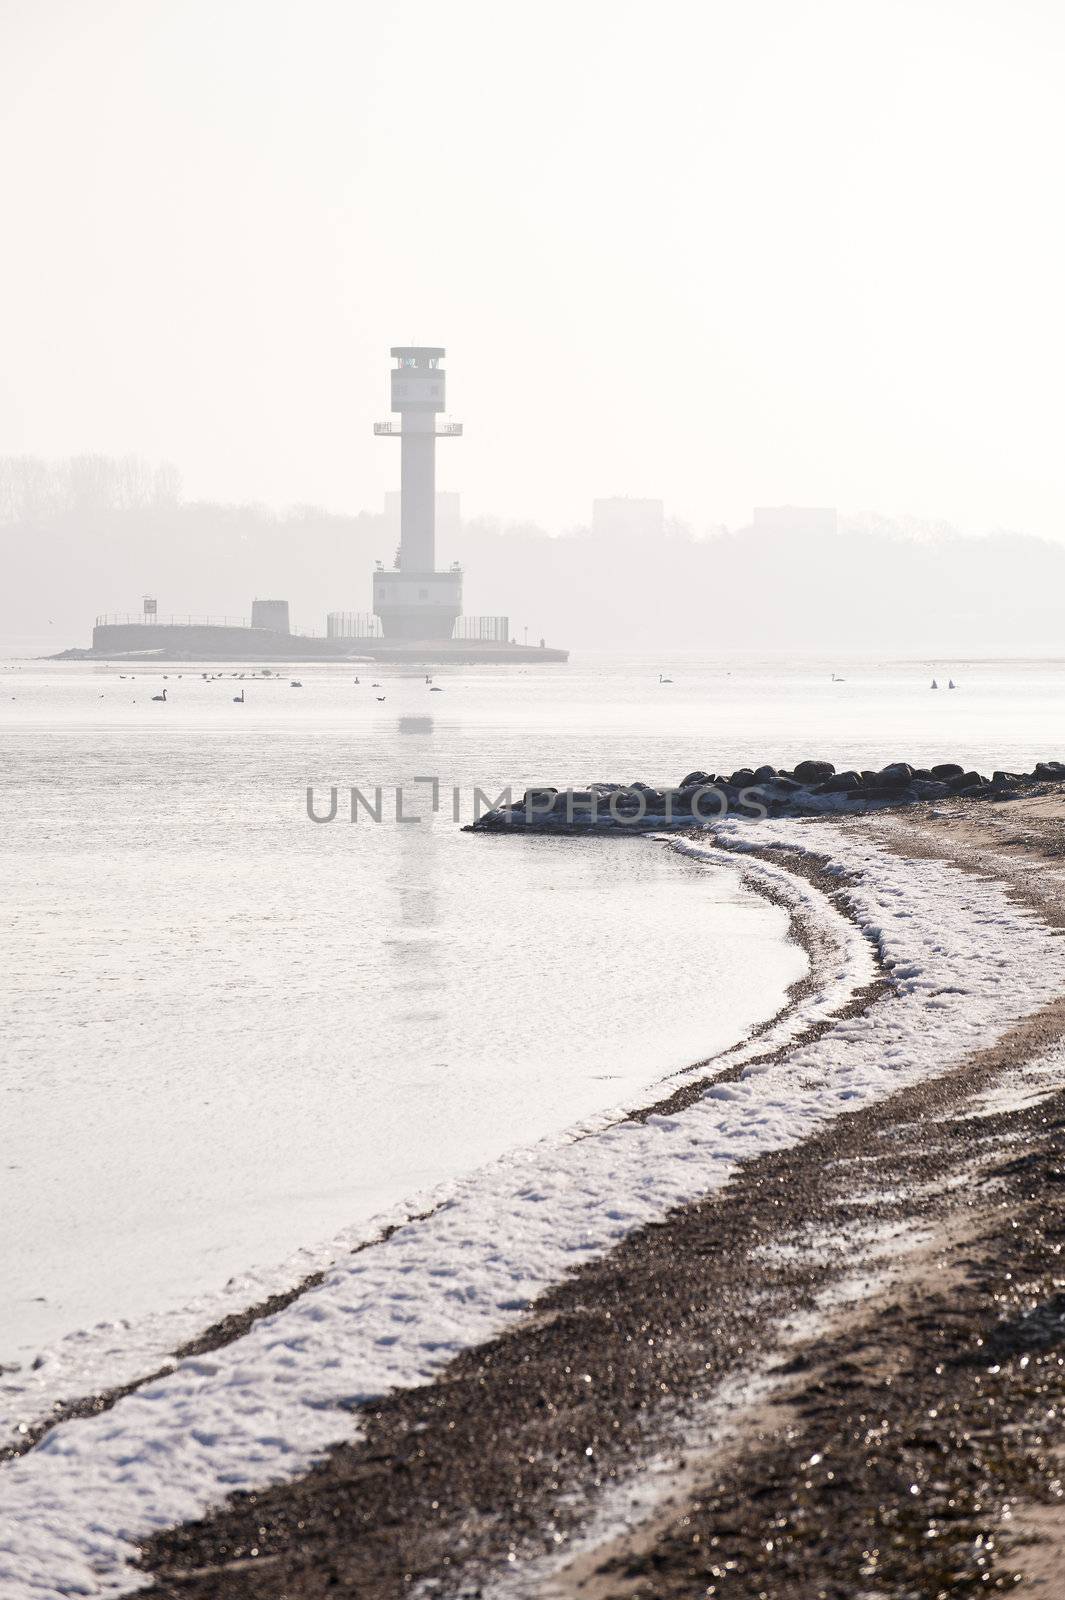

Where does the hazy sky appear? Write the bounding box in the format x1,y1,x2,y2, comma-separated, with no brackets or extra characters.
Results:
1,0,1063,535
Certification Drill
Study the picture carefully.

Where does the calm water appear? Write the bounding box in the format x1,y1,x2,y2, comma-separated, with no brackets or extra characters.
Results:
2,650,1063,1359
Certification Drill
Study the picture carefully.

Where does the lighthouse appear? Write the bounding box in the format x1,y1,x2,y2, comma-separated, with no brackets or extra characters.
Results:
372,347,463,639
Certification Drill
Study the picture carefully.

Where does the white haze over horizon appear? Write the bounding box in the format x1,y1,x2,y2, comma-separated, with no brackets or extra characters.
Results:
1,0,1064,543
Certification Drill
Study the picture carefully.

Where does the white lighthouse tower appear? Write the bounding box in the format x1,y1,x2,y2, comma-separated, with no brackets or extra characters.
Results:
372,346,463,640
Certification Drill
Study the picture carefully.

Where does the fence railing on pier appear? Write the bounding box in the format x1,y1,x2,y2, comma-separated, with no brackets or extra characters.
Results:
94,614,322,637
452,615,510,642
326,612,383,639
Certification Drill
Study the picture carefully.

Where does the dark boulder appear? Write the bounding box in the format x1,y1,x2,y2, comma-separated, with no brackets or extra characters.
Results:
793,759,836,784
679,770,712,789
812,772,862,794
728,767,756,786
955,783,994,799
877,762,916,786
520,787,557,807
854,784,918,803
686,786,729,817
551,790,594,810
946,771,986,793
910,779,950,800
931,763,965,780
992,771,1024,787
618,788,670,814
1033,761,1065,780
752,764,778,782
734,785,780,815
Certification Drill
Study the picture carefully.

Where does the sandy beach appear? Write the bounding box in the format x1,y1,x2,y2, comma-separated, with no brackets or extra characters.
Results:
8,785,1065,1596
106,792,1065,1598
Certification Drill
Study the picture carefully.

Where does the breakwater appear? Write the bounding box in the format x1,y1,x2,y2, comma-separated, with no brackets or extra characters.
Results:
468,757,1065,832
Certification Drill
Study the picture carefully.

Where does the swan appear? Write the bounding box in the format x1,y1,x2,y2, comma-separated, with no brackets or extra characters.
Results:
290,680,303,688
151,688,167,702
658,673,673,684
931,678,938,689
376,695,386,701
948,678,957,689
233,690,244,703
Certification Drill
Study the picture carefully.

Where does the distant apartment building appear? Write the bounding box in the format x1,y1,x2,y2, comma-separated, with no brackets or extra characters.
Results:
592,497,665,538
752,506,838,536
250,598,290,634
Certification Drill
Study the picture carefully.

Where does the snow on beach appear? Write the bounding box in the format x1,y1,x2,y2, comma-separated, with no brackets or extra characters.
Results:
4,818,1065,1596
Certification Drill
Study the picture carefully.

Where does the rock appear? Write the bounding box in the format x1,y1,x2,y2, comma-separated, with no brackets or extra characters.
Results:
913,769,934,781
946,771,986,793
520,787,557,806
793,759,835,784
931,763,965,780
1033,761,1065,780
877,762,916,786
608,788,665,814
855,784,919,804
992,771,1024,786
679,770,712,789
813,771,862,793
763,775,803,794
728,767,756,786
752,764,778,782
910,779,950,800
674,780,726,805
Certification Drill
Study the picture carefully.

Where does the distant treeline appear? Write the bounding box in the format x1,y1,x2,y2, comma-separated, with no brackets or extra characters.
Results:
0,454,183,523
1,455,1063,654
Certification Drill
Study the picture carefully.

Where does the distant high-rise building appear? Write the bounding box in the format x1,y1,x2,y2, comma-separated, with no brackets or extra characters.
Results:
251,598,290,634
752,506,838,535
372,348,464,640
592,497,665,538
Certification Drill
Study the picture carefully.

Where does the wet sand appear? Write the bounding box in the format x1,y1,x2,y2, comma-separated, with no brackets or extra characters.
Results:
126,798,1065,1594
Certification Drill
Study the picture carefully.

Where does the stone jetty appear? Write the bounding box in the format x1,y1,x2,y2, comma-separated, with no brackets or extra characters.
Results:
468,759,1065,832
